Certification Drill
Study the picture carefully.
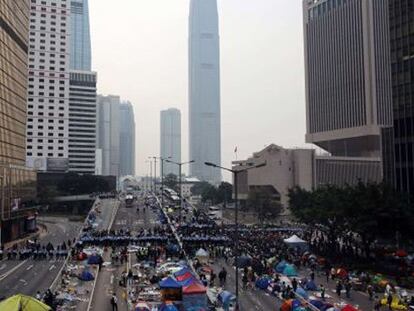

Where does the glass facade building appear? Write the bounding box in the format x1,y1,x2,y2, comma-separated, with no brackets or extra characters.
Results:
0,0,38,244
70,0,92,71
0,0,30,166
389,0,414,194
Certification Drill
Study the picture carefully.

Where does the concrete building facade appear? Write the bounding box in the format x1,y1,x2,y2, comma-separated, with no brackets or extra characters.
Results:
119,102,136,177
26,0,71,172
234,145,315,209
68,71,97,174
189,0,221,184
96,95,120,177
303,0,393,185
160,108,181,176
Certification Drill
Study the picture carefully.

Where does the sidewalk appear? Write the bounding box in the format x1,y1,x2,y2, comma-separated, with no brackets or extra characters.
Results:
3,224,47,250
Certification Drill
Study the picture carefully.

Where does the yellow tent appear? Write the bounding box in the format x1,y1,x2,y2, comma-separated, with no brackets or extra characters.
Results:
0,294,51,311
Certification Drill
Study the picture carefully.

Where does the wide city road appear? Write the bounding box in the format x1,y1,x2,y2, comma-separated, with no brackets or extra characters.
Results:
90,195,159,311
0,198,116,299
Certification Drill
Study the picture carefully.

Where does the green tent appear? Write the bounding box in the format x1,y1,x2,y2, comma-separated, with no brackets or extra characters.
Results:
0,294,51,311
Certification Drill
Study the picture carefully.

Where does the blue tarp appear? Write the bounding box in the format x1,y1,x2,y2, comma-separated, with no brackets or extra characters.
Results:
87,254,102,265
218,290,235,306
79,270,94,281
295,287,309,299
159,277,181,289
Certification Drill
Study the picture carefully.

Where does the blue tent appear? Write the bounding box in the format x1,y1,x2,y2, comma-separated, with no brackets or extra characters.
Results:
292,299,302,310
275,260,287,273
159,277,181,289
295,287,309,299
79,270,94,281
174,267,191,277
304,280,318,291
310,300,324,309
159,303,179,311
255,277,270,290
87,254,102,265
177,277,198,287
282,264,298,277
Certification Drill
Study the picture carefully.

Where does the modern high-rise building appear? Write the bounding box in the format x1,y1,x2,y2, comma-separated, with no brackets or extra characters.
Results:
70,0,91,71
303,0,393,185
96,95,120,177
160,108,181,176
26,0,71,172
389,0,414,194
119,102,136,177
68,71,97,174
0,0,37,243
189,0,221,184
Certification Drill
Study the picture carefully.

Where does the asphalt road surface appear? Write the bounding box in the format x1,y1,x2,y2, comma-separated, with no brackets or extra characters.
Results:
0,217,82,298
89,197,159,311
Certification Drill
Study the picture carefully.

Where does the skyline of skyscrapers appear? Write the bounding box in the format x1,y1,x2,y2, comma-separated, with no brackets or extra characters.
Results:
119,102,136,176
160,108,181,177
188,0,222,184
70,0,92,71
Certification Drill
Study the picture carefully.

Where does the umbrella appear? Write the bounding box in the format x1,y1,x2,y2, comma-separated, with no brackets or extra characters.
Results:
396,249,408,257
341,305,359,311
135,302,151,311
336,268,348,278
0,294,51,311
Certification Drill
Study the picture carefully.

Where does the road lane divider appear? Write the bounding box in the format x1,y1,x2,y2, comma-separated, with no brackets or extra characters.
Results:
0,260,28,282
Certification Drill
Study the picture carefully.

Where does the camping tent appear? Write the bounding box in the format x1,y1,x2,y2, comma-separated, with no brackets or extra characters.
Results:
176,276,198,287
217,291,236,311
159,302,179,311
282,264,298,277
255,277,271,290
275,260,288,273
0,294,51,311
304,280,318,291
283,235,308,250
195,249,209,264
295,287,308,299
176,272,194,282
182,282,207,310
174,267,191,277
135,302,151,311
79,270,94,281
159,277,181,289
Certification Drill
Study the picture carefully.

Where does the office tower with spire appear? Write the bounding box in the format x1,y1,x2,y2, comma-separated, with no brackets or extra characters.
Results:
189,0,221,183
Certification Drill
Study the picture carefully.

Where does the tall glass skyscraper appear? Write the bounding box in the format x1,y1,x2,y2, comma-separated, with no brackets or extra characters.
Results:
189,0,222,184
70,0,92,70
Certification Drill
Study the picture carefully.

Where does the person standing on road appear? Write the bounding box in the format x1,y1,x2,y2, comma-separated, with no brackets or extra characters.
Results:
320,284,326,301
336,280,343,297
292,278,298,292
110,293,118,311
345,281,352,298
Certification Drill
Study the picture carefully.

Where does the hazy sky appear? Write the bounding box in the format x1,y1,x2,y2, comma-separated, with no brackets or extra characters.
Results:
89,0,306,180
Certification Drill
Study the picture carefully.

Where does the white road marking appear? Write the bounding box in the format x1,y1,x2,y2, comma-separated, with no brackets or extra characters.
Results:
0,264,6,271
49,264,56,271
0,260,28,282
110,275,114,284
26,264,34,271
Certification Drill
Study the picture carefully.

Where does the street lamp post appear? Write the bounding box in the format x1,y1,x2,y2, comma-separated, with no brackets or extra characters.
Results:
204,161,266,310
166,160,195,224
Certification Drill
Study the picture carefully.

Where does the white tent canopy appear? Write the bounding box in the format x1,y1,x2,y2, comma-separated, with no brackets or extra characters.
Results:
283,235,307,244
196,248,209,257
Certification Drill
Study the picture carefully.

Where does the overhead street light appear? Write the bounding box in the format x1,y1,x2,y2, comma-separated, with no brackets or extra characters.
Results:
204,160,266,310
166,160,195,224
